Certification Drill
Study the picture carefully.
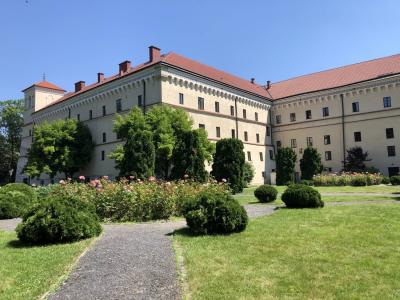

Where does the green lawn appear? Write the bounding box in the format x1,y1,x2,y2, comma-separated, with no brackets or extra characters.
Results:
0,230,93,300
174,204,400,299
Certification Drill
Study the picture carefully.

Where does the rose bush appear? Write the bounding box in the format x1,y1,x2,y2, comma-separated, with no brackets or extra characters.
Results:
313,172,384,186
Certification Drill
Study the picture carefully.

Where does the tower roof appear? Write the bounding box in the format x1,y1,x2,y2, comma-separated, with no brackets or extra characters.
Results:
22,80,66,93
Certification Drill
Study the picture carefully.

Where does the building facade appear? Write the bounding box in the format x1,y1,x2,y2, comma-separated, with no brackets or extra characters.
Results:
16,46,400,184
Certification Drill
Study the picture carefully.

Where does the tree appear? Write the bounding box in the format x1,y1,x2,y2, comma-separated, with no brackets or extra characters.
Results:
243,162,255,187
276,147,297,185
0,99,24,183
211,138,245,193
111,107,155,179
300,147,323,180
170,130,208,182
344,146,371,172
24,119,94,179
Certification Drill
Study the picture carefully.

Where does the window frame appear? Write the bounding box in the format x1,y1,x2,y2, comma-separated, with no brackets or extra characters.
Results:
383,96,392,108
116,99,122,112
291,139,297,148
352,101,359,113
215,101,220,113
305,110,312,120
354,131,362,142
388,145,396,157
324,135,331,145
179,93,184,105
386,128,394,139
325,151,332,161
290,112,296,122
322,107,329,117
198,97,205,110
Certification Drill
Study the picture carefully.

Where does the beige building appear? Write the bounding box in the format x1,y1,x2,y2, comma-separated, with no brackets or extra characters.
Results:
16,46,400,184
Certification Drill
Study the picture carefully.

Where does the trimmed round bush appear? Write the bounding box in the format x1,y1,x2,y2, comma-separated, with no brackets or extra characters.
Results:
183,191,248,234
281,184,324,208
16,196,102,244
390,175,400,186
254,185,278,203
381,176,391,184
0,183,36,219
351,177,367,186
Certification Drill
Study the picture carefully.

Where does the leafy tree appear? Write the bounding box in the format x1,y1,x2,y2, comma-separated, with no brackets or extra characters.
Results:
170,130,208,182
243,162,255,187
344,146,371,172
0,99,24,183
211,138,245,193
276,147,297,185
24,119,94,179
111,107,155,179
300,147,323,180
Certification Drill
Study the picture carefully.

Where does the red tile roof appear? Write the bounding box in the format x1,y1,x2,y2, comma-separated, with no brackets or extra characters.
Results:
267,54,400,99
22,81,66,92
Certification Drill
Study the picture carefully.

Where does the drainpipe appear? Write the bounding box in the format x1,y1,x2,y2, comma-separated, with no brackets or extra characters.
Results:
234,97,238,138
143,80,146,114
340,93,346,170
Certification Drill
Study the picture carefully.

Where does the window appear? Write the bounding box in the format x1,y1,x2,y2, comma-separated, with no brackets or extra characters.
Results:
256,133,260,143
306,137,313,147
386,128,394,139
230,105,235,116
116,99,122,112
102,132,107,143
255,112,258,121
269,150,274,160
244,131,248,141
291,139,297,148
179,93,184,105
247,151,252,161
199,124,205,129
259,152,263,161
102,105,106,116
322,107,329,117
383,96,392,108
352,102,359,112
290,113,296,122
388,146,396,157
77,114,80,121
306,110,312,120
68,108,71,119
89,110,93,120
101,150,105,161
267,126,270,136
231,129,236,138
276,115,281,124
243,109,247,119
262,171,266,178
198,97,205,110
354,131,362,142
138,95,143,107
216,127,221,138
325,151,332,161
276,141,282,149
215,101,220,113
324,135,331,145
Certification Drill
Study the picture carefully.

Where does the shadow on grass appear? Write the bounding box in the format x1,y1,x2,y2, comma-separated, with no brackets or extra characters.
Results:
170,226,247,238
7,239,39,249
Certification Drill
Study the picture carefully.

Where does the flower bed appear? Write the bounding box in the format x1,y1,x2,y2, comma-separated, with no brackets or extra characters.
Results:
313,172,384,186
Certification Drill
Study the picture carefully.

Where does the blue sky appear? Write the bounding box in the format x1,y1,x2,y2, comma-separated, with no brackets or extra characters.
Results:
1,0,399,100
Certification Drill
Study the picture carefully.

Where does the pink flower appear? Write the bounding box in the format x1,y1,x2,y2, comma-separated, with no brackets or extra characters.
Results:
102,175,109,180
222,178,227,183
149,176,156,182
184,174,189,179
59,180,66,185
67,177,72,182
129,175,135,180
79,175,85,181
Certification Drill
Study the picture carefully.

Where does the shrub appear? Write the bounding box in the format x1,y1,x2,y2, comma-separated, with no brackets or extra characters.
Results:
276,147,297,185
299,179,314,186
243,162,255,187
16,196,102,244
382,176,391,184
183,190,248,234
300,147,323,180
390,176,400,186
351,177,367,186
281,184,324,208
313,172,384,186
0,183,36,219
254,185,278,203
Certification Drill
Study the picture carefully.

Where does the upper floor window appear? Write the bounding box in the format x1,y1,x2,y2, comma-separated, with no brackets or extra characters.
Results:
388,145,396,157
179,93,184,105
230,105,235,116
276,115,281,124
102,132,107,143
386,128,394,139
325,151,332,161
256,133,260,143
198,97,205,110
324,135,331,145
383,96,392,108
243,109,247,119
102,105,106,116
116,99,122,112
276,141,282,149
354,131,362,142
77,114,80,121
244,131,248,141
322,107,329,117
138,95,143,107
306,110,312,120
101,150,105,161
255,112,258,121
306,137,313,147
68,108,71,119
199,124,205,129
247,151,252,161
89,110,93,120
215,101,220,113
291,139,297,148
290,113,296,122
216,127,221,138
352,102,359,113
267,126,270,136
259,152,264,162
231,129,236,138
269,149,274,160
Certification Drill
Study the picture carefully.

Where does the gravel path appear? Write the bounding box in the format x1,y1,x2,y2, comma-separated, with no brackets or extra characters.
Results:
244,204,278,218
0,218,21,232
326,200,400,206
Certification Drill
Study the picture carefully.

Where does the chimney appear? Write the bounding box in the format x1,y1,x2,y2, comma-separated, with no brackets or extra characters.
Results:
75,81,85,92
266,80,271,90
97,72,104,83
149,46,161,62
119,60,131,75
251,78,255,84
